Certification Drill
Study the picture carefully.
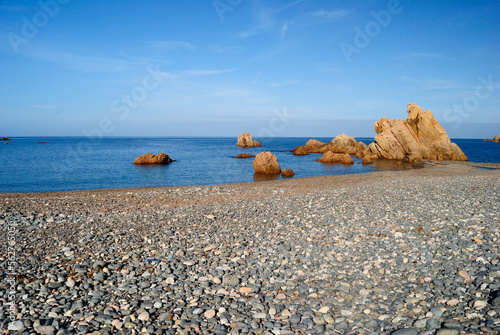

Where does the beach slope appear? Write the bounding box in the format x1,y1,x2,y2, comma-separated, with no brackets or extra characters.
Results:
1,161,499,334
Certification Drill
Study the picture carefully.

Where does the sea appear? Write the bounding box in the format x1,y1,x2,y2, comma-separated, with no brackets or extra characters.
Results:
0,137,499,193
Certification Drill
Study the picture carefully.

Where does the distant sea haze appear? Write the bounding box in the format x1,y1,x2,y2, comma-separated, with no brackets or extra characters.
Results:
0,137,498,193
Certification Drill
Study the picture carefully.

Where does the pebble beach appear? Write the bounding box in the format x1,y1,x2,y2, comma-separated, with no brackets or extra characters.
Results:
1,161,499,334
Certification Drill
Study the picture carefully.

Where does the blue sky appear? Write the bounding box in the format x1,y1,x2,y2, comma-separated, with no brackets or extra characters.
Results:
0,0,499,138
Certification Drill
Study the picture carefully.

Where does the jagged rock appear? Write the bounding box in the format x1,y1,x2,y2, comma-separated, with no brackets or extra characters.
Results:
1,137,12,141
253,152,281,174
367,103,468,162
133,153,172,165
316,152,354,164
236,133,262,147
357,141,368,156
235,153,255,158
281,169,295,177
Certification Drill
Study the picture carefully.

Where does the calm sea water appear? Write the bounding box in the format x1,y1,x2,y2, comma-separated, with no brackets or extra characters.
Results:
0,137,498,193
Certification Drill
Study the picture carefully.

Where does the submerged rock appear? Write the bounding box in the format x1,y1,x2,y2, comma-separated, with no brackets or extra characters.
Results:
235,153,256,158
281,169,295,177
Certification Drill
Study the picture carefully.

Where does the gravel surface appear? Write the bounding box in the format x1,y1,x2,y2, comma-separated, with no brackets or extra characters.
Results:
0,161,499,334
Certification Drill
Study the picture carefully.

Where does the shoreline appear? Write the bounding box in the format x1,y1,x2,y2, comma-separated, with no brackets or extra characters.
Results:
1,160,498,197
1,161,499,334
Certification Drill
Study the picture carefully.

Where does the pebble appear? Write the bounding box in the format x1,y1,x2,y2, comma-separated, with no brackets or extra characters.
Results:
34,325,55,334
9,320,25,331
138,311,150,321
435,329,460,335
391,329,418,335
204,309,216,319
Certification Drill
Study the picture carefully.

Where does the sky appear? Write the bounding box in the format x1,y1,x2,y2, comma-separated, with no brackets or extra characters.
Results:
0,0,499,138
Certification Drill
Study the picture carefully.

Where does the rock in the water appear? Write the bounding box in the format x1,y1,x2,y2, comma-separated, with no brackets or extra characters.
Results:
316,152,354,164
367,103,468,162
362,156,373,165
235,153,256,158
487,134,500,142
253,152,281,174
133,153,172,165
357,141,368,156
292,146,308,155
305,139,327,151
236,133,262,147
281,169,295,177
292,135,361,155
330,133,359,155
1,137,12,141
292,139,327,154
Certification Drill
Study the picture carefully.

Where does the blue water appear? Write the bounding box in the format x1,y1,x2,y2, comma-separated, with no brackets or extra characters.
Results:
0,137,498,193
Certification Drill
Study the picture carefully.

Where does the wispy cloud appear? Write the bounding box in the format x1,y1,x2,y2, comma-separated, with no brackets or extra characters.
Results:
237,25,269,38
150,40,195,51
310,9,352,19
208,45,244,54
281,22,289,39
272,0,309,14
183,69,235,76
